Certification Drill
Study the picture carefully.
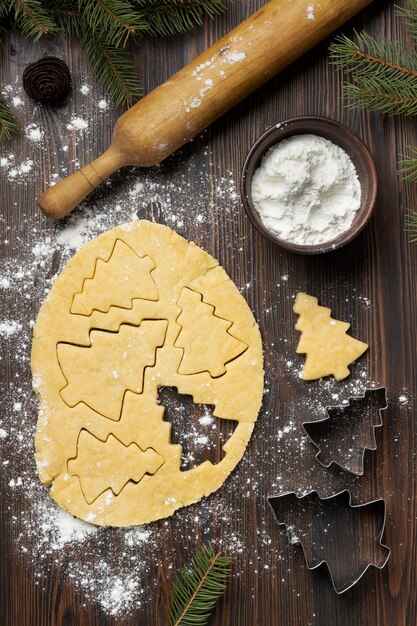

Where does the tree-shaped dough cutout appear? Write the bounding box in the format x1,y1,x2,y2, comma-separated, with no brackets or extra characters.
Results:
58,320,167,420
68,430,165,504
293,292,368,381
175,287,247,377
71,239,158,316
304,388,387,475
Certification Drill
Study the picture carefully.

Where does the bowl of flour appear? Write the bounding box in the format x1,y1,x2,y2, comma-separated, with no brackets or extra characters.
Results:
241,117,377,254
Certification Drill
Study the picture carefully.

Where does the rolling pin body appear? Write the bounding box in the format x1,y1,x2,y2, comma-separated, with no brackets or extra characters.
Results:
40,0,374,218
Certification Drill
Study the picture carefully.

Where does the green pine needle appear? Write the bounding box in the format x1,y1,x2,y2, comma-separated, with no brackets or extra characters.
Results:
405,209,417,242
134,0,226,37
79,0,147,47
42,1,82,35
0,94,19,141
396,1,417,42
399,147,417,182
80,26,142,108
330,32,417,115
11,0,59,41
168,545,232,626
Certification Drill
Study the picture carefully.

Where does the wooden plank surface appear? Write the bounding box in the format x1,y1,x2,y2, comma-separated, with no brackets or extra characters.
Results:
1,1,417,624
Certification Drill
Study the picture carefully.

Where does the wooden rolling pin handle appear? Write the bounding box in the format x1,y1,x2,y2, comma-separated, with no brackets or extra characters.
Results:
39,147,126,218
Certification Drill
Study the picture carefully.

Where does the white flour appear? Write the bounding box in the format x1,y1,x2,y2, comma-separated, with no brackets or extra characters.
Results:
251,134,361,246
307,4,315,20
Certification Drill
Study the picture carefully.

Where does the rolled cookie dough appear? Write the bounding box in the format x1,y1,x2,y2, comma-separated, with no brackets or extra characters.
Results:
32,221,264,526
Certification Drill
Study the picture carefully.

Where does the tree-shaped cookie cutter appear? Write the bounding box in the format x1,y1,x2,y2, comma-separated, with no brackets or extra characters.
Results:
268,490,390,594
303,388,388,475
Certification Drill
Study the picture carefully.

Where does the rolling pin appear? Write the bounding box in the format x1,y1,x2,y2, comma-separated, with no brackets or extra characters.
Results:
39,0,374,218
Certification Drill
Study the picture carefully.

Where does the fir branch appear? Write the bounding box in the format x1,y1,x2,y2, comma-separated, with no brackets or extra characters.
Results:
0,1,8,18
42,1,82,34
134,0,225,36
10,0,58,42
405,209,417,242
80,25,141,108
399,147,417,181
0,93,19,141
168,545,232,626
78,0,146,47
396,0,417,42
330,32,417,115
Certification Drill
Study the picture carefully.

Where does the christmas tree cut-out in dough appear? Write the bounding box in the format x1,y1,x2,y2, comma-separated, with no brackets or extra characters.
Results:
293,292,368,381
71,239,158,316
68,430,165,504
175,287,248,377
58,320,167,420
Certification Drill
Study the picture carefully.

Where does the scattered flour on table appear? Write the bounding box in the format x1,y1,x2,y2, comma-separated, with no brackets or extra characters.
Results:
25,124,43,143
12,96,23,108
67,117,89,131
0,79,115,185
0,320,22,337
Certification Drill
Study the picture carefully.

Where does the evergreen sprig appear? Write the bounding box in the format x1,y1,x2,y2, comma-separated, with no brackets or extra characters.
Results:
0,0,226,138
329,31,417,115
0,93,19,140
79,0,146,47
80,28,141,107
168,545,232,626
11,0,58,41
330,1,417,226
134,0,226,37
405,209,417,242
399,147,417,182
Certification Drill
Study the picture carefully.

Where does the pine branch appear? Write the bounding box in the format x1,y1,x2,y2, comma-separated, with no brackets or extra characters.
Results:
10,0,58,42
396,0,417,42
0,1,8,18
405,209,417,243
134,0,226,36
80,25,141,108
42,1,82,34
78,0,146,47
168,545,232,626
330,32,417,115
398,147,417,181
0,93,19,141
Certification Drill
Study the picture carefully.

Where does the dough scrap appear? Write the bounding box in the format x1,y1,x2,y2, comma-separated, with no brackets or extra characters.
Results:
32,221,264,527
293,292,368,381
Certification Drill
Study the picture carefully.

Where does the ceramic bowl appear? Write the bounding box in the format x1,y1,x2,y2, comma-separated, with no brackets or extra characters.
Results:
241,116,378,254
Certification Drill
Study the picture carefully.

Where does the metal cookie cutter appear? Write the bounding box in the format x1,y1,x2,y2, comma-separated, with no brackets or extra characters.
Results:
268,490,390,594
303,388,387,475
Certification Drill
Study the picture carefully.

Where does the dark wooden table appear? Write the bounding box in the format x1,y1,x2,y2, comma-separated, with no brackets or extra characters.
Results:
1,1,416,624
